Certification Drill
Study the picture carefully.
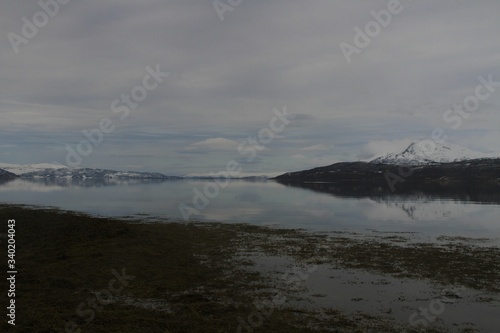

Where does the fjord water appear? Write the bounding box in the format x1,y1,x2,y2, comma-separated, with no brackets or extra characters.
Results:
2,178,499,331
1,178,499,240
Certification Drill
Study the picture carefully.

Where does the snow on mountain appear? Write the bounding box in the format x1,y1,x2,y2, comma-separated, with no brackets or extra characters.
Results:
0,168,17,179
0,163,179,179
22,168,178,180
370,141,498,165
0,163,67,176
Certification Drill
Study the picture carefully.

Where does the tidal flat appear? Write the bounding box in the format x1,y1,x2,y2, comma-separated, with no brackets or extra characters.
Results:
1,204,498,332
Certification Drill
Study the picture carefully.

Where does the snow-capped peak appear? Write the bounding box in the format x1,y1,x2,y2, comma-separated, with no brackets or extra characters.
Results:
370,141,498,165
0,163,67,176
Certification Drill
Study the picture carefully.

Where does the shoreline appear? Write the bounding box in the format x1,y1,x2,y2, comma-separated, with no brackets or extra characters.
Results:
1,204,498,332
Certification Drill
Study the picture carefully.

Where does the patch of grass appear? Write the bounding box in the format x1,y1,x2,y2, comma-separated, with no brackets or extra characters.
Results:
1,204,497,332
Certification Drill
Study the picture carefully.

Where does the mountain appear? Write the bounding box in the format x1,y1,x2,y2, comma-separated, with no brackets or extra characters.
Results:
275,158,500,188
275,141,500,186
0,168,18,179
369,141,497,165
0,163,180,180
0,163,67,175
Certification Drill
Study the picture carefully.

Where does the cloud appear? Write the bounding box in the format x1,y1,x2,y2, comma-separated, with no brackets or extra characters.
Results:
1,1,500,175
458,131,500,154
358,139,415,160
300,144,331,151
290,114,314,121
307,156,340,167
184,138,239,152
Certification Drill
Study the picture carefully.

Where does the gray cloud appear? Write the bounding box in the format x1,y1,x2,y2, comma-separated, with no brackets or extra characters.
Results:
1,0,499,175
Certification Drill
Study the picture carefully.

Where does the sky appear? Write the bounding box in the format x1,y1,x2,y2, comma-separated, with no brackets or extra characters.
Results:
1,0,499,176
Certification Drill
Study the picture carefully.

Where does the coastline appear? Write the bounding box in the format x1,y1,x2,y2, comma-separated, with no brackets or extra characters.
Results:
1,204,498,332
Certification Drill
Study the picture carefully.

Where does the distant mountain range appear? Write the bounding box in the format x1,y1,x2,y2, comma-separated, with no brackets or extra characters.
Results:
0,163,181,180
0,163,270,182
275,142,500,185
2,142,499,184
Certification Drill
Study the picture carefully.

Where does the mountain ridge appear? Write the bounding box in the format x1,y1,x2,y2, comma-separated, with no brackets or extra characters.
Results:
275,141,500,185
369,141,498,165
0,163,180,180
275,158,500,184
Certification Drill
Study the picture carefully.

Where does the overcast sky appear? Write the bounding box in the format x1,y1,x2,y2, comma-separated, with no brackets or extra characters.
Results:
1,0,499,176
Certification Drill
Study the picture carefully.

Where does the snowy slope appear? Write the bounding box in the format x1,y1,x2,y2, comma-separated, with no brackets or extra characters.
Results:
0,168,17,178
370,141,498,165
21,167,177,179
0,163,179,179
0,163,67,176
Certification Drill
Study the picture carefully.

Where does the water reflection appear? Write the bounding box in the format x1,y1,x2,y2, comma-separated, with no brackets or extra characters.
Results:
275,179,500,204
15,177,171,188
0,178,499,237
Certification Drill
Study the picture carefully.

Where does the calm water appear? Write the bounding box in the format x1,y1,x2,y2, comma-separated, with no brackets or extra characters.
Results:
1,178,499,240
2,178,499,331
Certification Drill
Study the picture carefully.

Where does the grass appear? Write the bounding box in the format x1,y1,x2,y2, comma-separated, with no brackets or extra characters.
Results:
0,204,497,332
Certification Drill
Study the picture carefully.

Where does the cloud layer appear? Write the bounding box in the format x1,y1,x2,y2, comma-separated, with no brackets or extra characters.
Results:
1,0,499,175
